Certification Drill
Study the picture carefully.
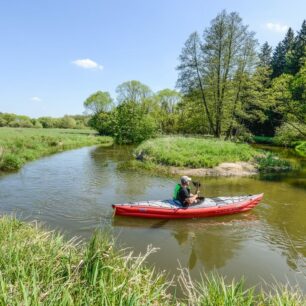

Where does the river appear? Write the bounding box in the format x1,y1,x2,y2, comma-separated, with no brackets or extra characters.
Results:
0,145,305,292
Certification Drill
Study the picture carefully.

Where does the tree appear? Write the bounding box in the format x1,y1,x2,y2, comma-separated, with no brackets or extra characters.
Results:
258,42,272,68
113,101,157,144
177,10,257,137
271,72,306,137
84,91,113,115
271,28,295,77
59,115,77,129
176,31,215,134
289,20,306,74
116,80,152,104
154,89,181,133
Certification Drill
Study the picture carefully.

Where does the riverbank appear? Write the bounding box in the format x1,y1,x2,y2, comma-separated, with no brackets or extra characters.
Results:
0,216,304,305
129,137,291,177
0,128,113,171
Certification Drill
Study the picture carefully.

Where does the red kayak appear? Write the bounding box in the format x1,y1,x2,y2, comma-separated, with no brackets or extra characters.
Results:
112,194,263,219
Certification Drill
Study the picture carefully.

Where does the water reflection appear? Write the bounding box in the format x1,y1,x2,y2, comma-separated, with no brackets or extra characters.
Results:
113,214,257,272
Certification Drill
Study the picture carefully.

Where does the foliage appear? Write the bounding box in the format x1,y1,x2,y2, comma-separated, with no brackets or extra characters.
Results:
154,89,181,134
0,128,113,171
116,80,153,104
85,81,158,144
59,115,77,129
113,101,157,144
135,137,258,168
83,90,113,114
0,113,91,130
177,11,257,138
88,112,115,136
255,152,292,172
274,123,306,146
271,28,295,77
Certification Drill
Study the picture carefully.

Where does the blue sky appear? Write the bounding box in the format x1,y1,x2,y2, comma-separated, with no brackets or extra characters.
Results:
1,0,305,118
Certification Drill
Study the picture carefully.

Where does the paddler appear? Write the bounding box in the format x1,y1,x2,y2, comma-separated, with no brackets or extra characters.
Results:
173,176,199,207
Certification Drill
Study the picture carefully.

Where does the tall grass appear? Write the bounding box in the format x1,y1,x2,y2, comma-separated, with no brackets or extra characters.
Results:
135,137,258,168
0,216,304,305
0,128,113,171
178,267,305,305
0,216,171,305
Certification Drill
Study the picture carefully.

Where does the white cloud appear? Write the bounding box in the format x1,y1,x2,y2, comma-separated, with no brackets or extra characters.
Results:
266,22,289,33
30,96,42,102
72,58,103,70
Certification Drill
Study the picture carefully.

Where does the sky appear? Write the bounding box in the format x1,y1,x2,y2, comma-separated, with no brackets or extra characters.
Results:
0,0,305,118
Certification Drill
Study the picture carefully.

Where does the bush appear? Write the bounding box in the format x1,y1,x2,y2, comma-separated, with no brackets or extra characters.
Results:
88,112,114,136
58,116,77,129
113,102,157,144
256,152,292,172
274,123,306,146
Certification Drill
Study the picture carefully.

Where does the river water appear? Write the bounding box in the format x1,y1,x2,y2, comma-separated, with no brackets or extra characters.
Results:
0,145,305,292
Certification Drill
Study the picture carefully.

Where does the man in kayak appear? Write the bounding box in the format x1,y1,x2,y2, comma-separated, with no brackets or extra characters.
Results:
173,176,199,207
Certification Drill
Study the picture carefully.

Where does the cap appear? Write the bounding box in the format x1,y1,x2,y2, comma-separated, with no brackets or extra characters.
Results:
181,176,192,184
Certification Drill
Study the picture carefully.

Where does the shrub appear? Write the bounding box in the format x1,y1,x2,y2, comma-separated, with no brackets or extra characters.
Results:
274,123,306,146
256,152,292,172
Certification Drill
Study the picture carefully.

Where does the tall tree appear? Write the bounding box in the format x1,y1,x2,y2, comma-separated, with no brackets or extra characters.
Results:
289,20,306,74
177,10,257,137
176,32,215,134
272,28,295,77
258,42,272,68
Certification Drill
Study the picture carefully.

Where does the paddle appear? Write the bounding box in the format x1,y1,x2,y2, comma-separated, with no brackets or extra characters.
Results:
192,181,201,194
192,181,204,202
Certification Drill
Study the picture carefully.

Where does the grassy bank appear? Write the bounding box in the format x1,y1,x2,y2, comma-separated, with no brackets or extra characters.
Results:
128,137,292,176
0,216,304,305
0,128,113,171
135,137,257,168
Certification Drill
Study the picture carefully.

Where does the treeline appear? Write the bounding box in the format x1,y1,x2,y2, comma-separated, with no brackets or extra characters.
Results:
0,113,90,129
85,11,305,145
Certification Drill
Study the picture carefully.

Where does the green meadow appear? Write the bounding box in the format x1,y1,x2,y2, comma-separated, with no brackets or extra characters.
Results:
0,128,113,171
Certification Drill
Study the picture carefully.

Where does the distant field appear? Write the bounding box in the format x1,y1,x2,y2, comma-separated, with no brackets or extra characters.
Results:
0,128,113,171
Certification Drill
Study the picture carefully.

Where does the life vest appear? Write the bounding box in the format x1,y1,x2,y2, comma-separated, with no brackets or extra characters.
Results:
173,184,182,200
